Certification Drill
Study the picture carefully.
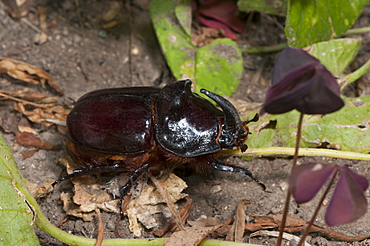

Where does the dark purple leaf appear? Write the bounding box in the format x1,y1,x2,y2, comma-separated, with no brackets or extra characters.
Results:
196,16,237,40
261,47,344,115
271,48,317,85
290,162,337,204
325,167,369,226
195,0,244,40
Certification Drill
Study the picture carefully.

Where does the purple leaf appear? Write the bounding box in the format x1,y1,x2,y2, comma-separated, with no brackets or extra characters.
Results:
195,0,244,40
290,162,337,204
271,48,317,85
196,16,237,40
261,47,344,115
325,167,369,226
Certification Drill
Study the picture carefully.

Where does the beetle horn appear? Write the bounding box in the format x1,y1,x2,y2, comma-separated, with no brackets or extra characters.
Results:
200,89,246,148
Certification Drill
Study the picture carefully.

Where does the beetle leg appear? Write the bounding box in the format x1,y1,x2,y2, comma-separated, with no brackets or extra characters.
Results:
52,164,131,186
118,163,150,215
211,158,266,190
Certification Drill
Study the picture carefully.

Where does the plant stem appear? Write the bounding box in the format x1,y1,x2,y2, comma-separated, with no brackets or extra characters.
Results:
240,42,288,54
340,57,370,91
223,147,370,161
297,169,340,246
344,26,370,35
276,112,304,246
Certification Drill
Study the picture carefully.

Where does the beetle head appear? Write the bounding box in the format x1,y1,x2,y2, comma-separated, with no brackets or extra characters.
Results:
200,89,257,152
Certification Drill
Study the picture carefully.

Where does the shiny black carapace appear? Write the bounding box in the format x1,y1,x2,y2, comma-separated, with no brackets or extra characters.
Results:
54,80,264,205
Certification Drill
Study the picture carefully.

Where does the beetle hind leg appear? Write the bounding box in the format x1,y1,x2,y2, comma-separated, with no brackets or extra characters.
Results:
211,158,266,190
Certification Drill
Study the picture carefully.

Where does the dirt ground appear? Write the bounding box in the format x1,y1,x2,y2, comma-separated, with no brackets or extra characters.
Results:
0,0,370,245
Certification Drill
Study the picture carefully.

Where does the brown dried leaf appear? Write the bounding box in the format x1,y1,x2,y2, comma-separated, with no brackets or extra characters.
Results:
191,24,223,47
148,173,185,231
0,111,30,134
2,0,31,18
17,125,36,134
26,179,54,198
14,132,59,150
37,5,48,31
60,192,95,221
126,173,188,237
14,102,68,126
0,90,59,103
188,217,222,228
102,1,121,22
57,158,120,221
0,57,63,95
22,149,38,160
165,225,222,246
153,199,194,237
226,199,250,242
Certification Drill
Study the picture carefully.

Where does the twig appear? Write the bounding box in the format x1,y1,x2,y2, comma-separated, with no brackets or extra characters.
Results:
94,208,104,246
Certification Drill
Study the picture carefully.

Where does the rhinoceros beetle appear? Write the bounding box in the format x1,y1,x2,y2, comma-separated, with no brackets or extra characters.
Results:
54,79,264,210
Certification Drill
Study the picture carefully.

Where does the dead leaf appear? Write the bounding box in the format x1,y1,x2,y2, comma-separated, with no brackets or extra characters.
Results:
126,173,188,237
0,57,63,95
0,111,30,134
0,90,59,103
60,192,95,221
192,23,223,47
37,5,48,31
22,149,38,160
148,172,185,231
165,225,222,246
188,217,222,228
226,199,250,242
2,0,31,18
17,125,36,134
14,132,59,150
14,102,68,126
102,1,121,22
153,199,194,237
26,179,54,198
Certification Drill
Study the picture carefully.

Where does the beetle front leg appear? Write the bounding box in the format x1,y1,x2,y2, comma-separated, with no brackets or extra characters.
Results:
210,158,266,190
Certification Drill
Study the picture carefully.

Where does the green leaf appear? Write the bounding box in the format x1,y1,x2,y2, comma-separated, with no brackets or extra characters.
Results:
150,0,243,96
150,0,195,80
175,0,192,39
246,96,370,154
194,38,243,94
307,38,361,76
286,0,368,48
238,0,287,16
0,134,39,246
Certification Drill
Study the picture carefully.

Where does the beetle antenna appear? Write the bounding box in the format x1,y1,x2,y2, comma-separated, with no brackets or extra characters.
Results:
210,158,266,190
245,113,259,124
